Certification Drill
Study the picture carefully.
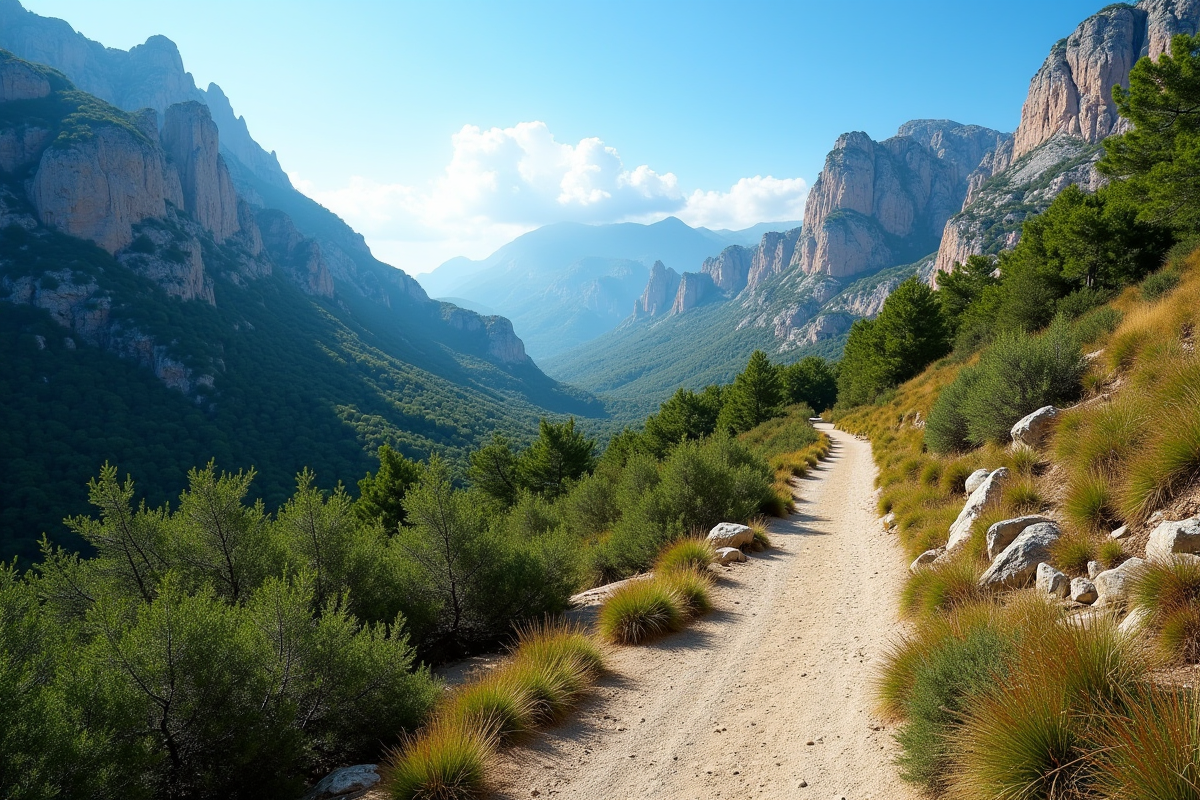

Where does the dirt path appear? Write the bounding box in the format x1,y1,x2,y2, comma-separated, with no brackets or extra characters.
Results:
488,424,917,800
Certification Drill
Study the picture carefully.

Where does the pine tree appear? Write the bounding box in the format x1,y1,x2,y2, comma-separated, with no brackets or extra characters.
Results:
355,445,422,531
720,350,783,433
517,418,597,498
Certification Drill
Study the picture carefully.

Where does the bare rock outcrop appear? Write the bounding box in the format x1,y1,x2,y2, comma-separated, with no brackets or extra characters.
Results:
701,246,753,295
797,122,1004,279
439,306,529,365
257,208,334,298
30,124,175,253
747,228,802,291
633,260,680,319
0,50,49,100
671,271,715,315
0,124,50,171
162,101,240,242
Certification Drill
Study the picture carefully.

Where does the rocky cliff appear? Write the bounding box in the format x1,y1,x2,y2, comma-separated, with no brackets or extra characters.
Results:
934,0,1199,274
797,121,1008,279
258,208,334,298
747,228,802,291
162,101,240,242
634,260,680,318
0,0,290,189
702,245,754,295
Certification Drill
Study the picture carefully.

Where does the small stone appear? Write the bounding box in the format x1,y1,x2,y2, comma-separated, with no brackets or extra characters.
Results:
806,740,815,746
1036,562,1069,598
798,780,808,788
1087,560,1102,580
531,791,540,798
1070,577,1098,605
1110,525,1130,540
715,547,747,565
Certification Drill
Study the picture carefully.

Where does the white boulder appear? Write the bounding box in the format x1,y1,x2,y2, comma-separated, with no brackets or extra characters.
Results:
1146,518,1200,563
715,547,747,565
1070,578,1098,604
302,765,380,800
946,468,1010,553
986,515,1056,560
979,522,1061,590
1118,607,1152,637
1011,405,1059,448
1094,557,1147,607
1036,562,1069,598
963,469,990,494
1109,525,1130,540
910,548,945,574
707,523,753,550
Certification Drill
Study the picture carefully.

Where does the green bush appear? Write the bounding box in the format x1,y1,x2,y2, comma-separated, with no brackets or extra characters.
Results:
926,316,1085,451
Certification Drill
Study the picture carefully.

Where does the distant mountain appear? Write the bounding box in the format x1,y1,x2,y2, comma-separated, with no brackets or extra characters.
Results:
418,217,743,359
0,46,601,562
703,220,803,247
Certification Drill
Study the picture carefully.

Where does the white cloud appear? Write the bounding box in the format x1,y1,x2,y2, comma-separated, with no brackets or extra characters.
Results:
293,121,807,273
678,175,809,231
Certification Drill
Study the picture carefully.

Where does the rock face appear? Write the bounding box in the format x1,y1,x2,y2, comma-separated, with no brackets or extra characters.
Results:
747,228,802,291
0,51,49,100
1036,562,1070,598
1011,406,1060,448
633,260,680,318
979,522,1062,589
30,124,177,253
258,208,334,298
707,523,753,550
935,0,1200,275
946,468,1009,553
670,271,716,315
701,246,753,295
1146,518,1200,562
162,101,240,242
986,515,1057,560
797,122,1008,279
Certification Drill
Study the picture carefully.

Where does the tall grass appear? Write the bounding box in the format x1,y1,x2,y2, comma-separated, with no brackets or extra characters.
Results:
1094,687,1200,800
597,579,685,645
383,721,493,800
654,538,713,574
900,557,988,619
1132,557,1200,663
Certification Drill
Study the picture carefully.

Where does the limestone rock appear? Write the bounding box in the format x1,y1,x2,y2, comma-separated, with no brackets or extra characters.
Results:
633,260,680,318
979,522,1061,590
1110,525,1130,540
910,548,944,574
0,53,51,102
747,228,802,292
1146,517,1200,562
31,125,174,253
986,515,1056,560
302,764,380,800
1011,406,1059,448
715,547,747,566
963,468,990,494
701,245,754,296
707,523,753,550
946,468,1009,553
796,122,1006,280
1070,578,1098,605
161,101,240,242
258,208,334,298
1094,557,1147,607
0,125,50,172
1036,562,1069,598
1117,606,1151,637
1087,560,1102,580
671,271,715,314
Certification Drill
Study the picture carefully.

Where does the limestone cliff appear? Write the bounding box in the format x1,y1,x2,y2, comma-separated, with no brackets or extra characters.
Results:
701,246,753,295
258,208,334,298
162,101,240,242
671,271,716,315
747,228,802,292
797,121,1008,279
634,260,680,318
933,0,1199,274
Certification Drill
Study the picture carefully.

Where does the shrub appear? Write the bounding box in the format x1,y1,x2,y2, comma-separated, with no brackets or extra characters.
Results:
657,568,714,617
1072,305,1124,344
597,579,684,645
925,367,979,454
382,721,493,800
440,673,534,741
1141,267,1182,301
959,316,1087,446
1131,557,1200,662
654,538,714,574
1051,530,1099,576
901,558,989,619
1094,686,1200,800
951,613,1148,800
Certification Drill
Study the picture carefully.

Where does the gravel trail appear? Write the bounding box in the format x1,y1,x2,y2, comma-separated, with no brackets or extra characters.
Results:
488,424,917,800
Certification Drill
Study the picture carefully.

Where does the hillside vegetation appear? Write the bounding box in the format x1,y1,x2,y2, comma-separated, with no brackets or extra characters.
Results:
836,33,1200,800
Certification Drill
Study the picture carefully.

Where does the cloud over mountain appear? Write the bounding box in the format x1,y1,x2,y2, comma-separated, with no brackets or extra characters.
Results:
294,120,806,272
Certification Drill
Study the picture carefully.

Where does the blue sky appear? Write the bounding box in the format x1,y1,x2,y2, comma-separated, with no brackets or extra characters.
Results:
24,0,1107,272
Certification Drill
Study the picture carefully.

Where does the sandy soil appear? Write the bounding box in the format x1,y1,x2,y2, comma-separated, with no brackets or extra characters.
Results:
486,424,918,800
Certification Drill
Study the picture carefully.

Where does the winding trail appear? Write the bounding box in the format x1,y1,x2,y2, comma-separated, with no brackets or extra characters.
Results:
489,424,917,800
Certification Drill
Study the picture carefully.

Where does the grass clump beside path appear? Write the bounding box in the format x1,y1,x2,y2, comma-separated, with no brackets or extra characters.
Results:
597,578,686,645
655,537,714,574
383,621,605,799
